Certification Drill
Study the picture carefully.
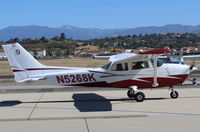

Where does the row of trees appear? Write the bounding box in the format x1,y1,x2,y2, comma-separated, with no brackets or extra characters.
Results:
1,32,200,57
82,33,200,49
5,33,67,44
0,33,76,56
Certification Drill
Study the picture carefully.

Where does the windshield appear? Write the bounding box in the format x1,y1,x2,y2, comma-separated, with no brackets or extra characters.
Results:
151,58,163,67
102,62,111,69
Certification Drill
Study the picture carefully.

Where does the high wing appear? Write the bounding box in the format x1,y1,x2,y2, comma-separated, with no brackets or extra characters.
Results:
109,53,145,63
108,49,171,63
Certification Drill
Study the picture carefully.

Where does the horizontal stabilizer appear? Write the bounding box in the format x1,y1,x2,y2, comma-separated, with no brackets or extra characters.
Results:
17,76,46,82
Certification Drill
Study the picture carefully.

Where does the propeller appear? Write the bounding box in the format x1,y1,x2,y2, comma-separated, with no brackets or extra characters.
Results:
190,65,194,71
188,61,198,85
189,60,198,74
189,62,194,70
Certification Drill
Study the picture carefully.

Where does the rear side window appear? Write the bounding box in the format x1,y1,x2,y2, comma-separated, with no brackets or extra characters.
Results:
131,61,149,70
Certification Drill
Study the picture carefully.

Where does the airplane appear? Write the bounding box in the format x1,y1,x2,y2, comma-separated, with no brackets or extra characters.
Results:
2,43,198,102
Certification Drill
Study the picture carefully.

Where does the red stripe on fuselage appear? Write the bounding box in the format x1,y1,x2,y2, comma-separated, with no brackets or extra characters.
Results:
12,69,25,72
26,68,68,71
62,74,188,88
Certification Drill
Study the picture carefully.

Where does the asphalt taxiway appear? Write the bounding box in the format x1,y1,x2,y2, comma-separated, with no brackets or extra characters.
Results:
0,84,200,132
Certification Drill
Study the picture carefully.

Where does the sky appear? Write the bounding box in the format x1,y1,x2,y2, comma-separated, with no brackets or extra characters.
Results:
0,0,200,29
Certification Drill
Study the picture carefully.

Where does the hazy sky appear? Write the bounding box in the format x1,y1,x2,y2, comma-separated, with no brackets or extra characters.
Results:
0,0,200,29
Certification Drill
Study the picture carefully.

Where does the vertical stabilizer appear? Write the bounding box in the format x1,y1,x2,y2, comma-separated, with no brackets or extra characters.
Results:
2,43,44,82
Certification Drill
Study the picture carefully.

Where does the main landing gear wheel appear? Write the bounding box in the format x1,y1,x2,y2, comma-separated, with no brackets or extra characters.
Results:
127,89,135,98
135,92,145,102
170,91,179,99
127,87,145,102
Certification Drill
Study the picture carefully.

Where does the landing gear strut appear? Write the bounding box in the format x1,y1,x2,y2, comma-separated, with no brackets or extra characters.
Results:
169,86,179,99
127,86,145,102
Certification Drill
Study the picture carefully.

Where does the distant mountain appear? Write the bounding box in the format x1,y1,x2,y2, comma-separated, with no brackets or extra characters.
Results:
115,24,200,35
0,25,120,41
1,24,200,41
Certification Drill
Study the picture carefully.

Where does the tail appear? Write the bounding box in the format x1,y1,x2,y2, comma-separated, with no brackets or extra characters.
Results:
2,43,45,82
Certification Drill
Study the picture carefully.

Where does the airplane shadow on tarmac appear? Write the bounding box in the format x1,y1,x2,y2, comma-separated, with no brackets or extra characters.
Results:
72,93,112,112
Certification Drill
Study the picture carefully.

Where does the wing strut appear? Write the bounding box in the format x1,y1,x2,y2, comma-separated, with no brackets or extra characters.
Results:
152,55,159,87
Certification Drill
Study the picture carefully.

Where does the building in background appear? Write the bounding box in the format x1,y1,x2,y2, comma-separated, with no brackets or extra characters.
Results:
0,48,46,60
28,48,46,58
0,49,6,59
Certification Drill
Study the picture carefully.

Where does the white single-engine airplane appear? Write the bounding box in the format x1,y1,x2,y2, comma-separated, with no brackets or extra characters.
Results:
2,43,198,102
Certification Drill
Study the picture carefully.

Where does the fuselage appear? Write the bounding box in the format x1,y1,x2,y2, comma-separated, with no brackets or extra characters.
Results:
44,63,190,89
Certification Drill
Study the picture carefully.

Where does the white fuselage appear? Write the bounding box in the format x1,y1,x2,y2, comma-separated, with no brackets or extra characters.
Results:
42,63,190,88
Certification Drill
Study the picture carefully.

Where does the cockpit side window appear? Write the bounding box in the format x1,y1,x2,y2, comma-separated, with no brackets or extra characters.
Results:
111,63,129,71
116,63,123,71
131,61,149,70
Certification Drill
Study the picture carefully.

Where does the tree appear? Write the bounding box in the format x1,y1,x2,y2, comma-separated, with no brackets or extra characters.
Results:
52,36,60,41
39,36,48,43
60,33,66,41
14,37,20,42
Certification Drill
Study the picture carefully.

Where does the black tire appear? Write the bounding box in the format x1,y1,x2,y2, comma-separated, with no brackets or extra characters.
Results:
135,92,145,102
127,89,135,98
170,91,179,99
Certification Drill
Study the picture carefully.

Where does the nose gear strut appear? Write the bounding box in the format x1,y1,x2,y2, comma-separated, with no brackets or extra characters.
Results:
169,86,179,99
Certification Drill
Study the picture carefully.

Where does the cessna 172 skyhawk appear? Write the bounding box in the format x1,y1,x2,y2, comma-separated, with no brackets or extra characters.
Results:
2,43,198,102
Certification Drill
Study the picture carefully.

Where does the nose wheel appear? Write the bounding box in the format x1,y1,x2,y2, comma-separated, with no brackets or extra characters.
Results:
127,86,145,102
169,87,179,99
170,91,179,99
